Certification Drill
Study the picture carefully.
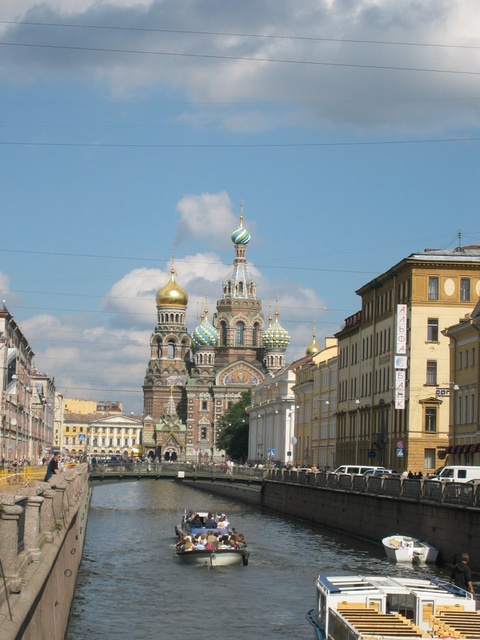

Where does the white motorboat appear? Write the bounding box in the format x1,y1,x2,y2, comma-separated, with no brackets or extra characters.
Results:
175,510,249,567
382,534,439,563
307,574,477,640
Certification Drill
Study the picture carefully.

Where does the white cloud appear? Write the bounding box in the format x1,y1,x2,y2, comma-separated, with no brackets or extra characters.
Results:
174,192,239,248
1,0,478,133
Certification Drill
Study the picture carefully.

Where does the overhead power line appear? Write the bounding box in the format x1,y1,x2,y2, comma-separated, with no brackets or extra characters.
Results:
1,137,479,149
2,19,478,51
0,40,478,76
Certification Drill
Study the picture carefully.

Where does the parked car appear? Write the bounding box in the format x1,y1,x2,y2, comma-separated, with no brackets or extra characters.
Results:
362,468,395,476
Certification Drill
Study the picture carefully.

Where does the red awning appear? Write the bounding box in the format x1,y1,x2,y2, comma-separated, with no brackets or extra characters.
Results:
474,443,480,453
460,445,469,454
468,444,477,453
444,446,453,454
453,445,463,454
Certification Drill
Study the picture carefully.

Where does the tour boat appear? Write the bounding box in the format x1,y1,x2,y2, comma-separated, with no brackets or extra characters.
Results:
175,510,249,567
307,574,478,640
382,534,439,563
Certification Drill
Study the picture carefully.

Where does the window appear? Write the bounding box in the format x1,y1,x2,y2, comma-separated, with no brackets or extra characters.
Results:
428,277,439,300
201,427,207,439
220,321,227,346
460,278,470,302
425,407,437,432
426,360,437,385
424,448,436,469
427,318,439,342
65,426,70,432
201,400,208,411
236,321,245,345
73,426,77,432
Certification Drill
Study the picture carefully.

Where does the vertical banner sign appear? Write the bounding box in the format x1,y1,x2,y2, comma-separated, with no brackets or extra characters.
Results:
396,304,408,354
395,305,408,410
395,370,406,409
6,348,17,395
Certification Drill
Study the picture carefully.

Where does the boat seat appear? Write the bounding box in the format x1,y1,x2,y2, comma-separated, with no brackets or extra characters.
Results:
338,601,367,609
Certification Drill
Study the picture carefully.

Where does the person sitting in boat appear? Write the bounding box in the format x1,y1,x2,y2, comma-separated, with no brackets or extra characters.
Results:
195,534,206,550
236,533,247,549
204,513,217,528
184,537,194,551
217,515,229,530
205,531,218,550
218,534,231,549
189,513,202,527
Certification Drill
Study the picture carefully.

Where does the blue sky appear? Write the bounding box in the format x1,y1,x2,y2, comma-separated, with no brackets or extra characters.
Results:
1,0,479,414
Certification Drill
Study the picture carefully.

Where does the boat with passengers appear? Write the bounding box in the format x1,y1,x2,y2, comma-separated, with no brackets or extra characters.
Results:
175,510,249,567
306,574,478,640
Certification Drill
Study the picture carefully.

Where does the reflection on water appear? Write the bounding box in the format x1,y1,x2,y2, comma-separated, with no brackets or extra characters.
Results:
66,481,449,640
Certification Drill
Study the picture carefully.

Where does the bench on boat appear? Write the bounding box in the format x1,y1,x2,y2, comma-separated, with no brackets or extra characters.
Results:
335,604,429,638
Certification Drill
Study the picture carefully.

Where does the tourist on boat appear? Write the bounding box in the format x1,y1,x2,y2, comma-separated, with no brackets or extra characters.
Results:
451,553,474,594
204,513,217,528
189,513,202,527
217,514,229,529
236,533,247,549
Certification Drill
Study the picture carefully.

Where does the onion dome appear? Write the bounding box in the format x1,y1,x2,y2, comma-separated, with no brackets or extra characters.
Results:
263,310,290,349
231,210,251,246
306,325,321,356
191,309,219,349
156,267,188,307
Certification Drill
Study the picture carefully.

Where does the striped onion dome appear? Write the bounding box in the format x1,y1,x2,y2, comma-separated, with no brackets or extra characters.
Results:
231,213,251,246
263,310,290,349
191,310,219,349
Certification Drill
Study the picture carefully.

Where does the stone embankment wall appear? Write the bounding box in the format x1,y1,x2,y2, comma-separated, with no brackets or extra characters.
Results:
187,477,480,572
0,464,91,640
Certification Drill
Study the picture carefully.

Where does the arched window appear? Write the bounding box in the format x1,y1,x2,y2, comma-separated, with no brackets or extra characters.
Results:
167,340,175,358
221,321,227,346
253,323,259,346
236,321,245,346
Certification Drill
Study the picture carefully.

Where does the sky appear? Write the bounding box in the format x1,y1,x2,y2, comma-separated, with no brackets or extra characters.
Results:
1,0,479,415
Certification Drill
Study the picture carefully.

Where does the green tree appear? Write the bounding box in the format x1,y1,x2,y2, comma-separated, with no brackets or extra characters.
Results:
217,390,251,462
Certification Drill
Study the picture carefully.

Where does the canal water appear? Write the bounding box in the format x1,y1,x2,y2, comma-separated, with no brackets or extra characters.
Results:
65,480,450,640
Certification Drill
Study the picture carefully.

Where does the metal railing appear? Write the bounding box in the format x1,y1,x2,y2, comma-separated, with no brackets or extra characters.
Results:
265,469,480,508
88,461,266,482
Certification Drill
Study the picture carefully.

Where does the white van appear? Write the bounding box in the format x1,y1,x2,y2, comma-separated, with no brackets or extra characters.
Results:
429,465,480,483
334,465,385,475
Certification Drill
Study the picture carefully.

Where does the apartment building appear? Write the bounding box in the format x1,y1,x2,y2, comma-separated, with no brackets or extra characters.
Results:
335,246,480,473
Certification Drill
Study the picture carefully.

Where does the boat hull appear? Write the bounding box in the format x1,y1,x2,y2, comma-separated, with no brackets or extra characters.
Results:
176,549,248,567
382,535,439,563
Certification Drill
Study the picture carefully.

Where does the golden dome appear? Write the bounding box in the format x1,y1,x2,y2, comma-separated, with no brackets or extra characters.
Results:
306,339,321,356
156,268,188,307
306,324,321,356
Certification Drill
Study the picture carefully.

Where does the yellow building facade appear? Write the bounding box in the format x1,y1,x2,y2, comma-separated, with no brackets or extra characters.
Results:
335,246,480,474
293,336,338,468
443,299,480,461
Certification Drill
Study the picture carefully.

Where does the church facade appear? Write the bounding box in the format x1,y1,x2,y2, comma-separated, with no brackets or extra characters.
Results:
142,211,289,462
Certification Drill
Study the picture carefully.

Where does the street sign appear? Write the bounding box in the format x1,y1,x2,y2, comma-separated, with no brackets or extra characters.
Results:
78,433,87,443
397,449,404,457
